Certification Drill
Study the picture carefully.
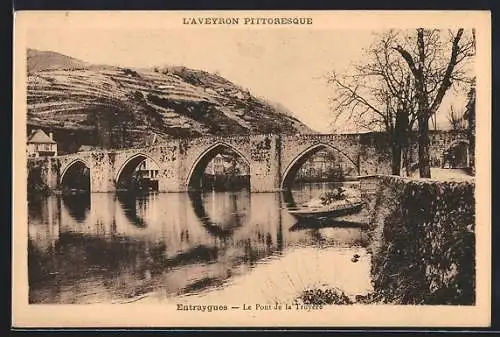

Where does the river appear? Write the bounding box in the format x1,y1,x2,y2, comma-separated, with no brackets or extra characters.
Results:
28,182,373,305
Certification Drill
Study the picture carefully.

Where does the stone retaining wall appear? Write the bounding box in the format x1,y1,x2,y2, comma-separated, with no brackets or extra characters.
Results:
362,175,475,304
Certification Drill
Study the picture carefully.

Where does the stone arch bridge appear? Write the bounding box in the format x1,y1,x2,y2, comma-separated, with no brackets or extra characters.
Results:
28,131,468,193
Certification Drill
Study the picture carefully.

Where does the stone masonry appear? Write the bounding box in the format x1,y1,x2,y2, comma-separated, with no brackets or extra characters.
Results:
27,131,469,193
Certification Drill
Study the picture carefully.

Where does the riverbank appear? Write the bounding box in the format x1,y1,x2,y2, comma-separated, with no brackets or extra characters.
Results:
294,174,475,305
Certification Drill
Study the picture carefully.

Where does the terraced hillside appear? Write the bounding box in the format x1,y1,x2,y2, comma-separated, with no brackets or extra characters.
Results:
27,49,314,154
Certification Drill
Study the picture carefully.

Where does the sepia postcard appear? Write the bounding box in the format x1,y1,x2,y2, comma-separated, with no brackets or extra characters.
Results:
12,10,491,328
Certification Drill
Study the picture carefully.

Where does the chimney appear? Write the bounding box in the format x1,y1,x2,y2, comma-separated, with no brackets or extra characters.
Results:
49,132,53,140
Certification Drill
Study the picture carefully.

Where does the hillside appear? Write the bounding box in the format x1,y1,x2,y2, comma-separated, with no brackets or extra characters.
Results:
26,49,315,154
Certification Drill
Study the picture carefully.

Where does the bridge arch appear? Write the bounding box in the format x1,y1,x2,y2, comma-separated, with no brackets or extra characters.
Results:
60,158,90,184
60,158,91,192
281,143,359,190
114,152,161,191
186,142,251,191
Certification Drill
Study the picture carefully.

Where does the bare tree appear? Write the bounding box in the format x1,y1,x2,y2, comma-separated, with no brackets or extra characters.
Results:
328,31,418,175
394,28,475,177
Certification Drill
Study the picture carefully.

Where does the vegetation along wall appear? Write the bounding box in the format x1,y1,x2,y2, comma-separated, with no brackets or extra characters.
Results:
364,175,475,305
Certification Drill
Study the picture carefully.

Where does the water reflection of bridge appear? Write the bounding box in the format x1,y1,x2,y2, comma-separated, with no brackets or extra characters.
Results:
55,192,288,251
28,189,367,303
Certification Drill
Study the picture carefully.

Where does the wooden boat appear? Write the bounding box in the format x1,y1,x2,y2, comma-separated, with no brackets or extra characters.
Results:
288,200,363,221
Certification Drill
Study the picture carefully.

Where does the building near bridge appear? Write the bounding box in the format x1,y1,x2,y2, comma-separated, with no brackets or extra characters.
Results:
295,149,357,182
205,154,226,175
135,159,160,180
205,153,250,176
203,153,251,191
27,129,58,158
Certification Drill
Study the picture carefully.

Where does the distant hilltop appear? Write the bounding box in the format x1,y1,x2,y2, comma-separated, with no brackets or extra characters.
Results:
26,48,316,155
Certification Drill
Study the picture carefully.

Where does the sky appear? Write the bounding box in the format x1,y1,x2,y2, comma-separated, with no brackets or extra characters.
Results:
26,26,470,133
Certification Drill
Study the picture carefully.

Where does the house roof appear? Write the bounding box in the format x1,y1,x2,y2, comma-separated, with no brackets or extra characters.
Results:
27,129,56,144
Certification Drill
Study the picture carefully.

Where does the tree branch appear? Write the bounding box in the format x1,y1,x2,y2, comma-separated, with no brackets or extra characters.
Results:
394,45,418,77
429,29,465,114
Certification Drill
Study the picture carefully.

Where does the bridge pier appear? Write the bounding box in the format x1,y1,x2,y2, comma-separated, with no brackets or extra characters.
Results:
249,169,281,192
158,176,185,192
88,153,117,192
89,164,115,192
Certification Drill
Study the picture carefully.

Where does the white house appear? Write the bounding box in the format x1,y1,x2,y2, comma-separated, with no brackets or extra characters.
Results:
27,129,57,158
135,158,160,180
